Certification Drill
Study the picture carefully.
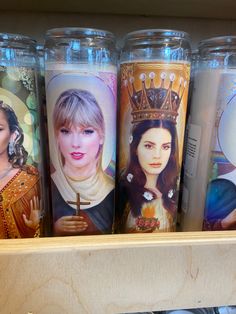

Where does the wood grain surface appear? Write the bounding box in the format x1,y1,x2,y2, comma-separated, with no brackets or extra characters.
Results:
0,232,235,314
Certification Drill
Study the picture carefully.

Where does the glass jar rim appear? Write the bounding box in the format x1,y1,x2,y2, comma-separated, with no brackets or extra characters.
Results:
123,29,190,42
199,35,236,51
45,27,115,41
0,33,36,46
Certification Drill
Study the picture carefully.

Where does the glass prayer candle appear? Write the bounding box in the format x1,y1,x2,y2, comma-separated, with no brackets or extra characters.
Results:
181,36,236,231
116,29,191,233
45,27,117,236
0,33,43,238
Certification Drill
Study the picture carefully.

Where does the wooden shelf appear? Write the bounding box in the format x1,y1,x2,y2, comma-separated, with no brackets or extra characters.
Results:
2,0,236,19
0,231,236,313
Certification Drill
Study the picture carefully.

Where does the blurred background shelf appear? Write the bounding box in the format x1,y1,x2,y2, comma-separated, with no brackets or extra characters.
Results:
0,2,236,47
2,0,236,19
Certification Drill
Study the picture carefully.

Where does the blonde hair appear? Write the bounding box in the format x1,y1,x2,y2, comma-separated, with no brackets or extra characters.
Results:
53,89,105,138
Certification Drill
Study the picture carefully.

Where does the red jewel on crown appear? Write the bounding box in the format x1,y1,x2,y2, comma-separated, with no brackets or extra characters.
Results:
124,72,187,124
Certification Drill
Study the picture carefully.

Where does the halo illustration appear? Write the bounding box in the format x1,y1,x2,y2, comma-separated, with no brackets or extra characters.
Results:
46,72,116,172
218,94,236,166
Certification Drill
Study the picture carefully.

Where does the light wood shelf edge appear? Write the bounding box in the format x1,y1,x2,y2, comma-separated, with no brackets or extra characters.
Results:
0,232,235,313
0,231,236,253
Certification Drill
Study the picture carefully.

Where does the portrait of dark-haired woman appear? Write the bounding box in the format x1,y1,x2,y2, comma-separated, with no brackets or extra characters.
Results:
117,119,179,233
0,101,40,238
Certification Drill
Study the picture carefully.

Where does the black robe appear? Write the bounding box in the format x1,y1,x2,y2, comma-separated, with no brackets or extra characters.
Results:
203,178,236,230
52,181,114,235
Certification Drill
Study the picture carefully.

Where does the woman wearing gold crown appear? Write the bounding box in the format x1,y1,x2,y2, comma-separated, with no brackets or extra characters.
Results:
0,101,40,238
117,72,185,233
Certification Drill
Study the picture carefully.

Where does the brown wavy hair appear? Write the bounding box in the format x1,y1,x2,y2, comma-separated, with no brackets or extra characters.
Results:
121,119,179,216
0,101,28,167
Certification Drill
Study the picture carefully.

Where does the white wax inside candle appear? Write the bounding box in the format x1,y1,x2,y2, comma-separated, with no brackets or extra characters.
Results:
45,62,117,73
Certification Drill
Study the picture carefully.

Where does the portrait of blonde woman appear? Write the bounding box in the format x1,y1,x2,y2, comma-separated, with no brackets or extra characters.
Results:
50,89,115,236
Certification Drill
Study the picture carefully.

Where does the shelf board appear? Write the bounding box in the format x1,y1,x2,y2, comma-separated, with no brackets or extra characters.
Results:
2,0,236,19
0,231,236,313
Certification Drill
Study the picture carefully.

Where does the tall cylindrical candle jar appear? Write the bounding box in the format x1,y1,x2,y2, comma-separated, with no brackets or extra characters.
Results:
116,29,191,233
0,33,43,238
181,36,236,231
45,28,117,236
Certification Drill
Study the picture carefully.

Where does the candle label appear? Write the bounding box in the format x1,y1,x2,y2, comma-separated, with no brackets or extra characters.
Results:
117,61,190,233
184,123,202,178
203,72,236,230
0,66,41,239
45,66,117,236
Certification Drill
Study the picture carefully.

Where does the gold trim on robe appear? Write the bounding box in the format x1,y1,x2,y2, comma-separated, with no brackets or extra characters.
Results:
0,166,40,239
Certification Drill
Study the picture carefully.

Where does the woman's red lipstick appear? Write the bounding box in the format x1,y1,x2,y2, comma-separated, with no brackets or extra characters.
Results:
149,163,162,168
70,152,85,160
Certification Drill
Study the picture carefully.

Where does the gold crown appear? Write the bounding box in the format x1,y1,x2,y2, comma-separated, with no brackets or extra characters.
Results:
124,72,187,124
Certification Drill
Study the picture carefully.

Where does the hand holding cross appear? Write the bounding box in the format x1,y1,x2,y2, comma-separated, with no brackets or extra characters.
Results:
67,193,91,215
